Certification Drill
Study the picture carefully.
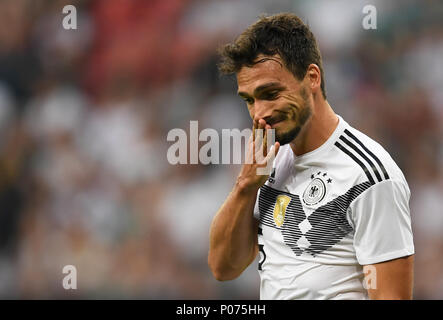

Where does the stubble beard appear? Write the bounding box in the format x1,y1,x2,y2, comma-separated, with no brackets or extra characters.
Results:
275,96,312,146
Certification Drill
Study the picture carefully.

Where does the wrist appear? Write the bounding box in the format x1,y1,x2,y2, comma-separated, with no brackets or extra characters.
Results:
235,177,260,195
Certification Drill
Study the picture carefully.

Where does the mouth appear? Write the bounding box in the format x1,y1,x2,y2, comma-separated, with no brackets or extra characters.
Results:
267,115,286,128
270,120,283,128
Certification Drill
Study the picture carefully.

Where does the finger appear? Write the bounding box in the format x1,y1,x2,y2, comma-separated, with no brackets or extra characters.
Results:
254,121,265,154
252,121,256,153
256,140,278,176
245,132,253,164
262,141,280,165
254,119,270,163
263,124,271,157
257,119,266,144
251,123,256,163
273,141,280,158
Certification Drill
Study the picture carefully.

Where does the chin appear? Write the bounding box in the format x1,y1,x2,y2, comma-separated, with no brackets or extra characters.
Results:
276,126,302,146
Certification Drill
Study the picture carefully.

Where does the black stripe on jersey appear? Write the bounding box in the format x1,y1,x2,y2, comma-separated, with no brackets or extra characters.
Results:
305,181,372,256
344,129,390,180
258,181,373,258
258,185,304,256
334,141,375,185
339,135,383,182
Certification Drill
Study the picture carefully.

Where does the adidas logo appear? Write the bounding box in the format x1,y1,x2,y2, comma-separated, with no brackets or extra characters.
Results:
268,168,276,184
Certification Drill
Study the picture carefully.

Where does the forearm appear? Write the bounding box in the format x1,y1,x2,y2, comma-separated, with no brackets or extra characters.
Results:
208,180,259,281
209,120,280,281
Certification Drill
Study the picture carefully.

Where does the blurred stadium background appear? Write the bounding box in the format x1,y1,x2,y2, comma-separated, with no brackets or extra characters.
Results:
0,0,442,299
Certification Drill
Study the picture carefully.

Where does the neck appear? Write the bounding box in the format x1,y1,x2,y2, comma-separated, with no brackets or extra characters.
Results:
290,99,338,156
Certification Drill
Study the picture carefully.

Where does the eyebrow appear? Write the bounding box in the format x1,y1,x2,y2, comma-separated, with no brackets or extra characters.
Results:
237,82,284,98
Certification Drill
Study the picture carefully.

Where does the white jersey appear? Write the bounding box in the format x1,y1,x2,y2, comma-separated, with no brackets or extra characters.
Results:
253,115,414,300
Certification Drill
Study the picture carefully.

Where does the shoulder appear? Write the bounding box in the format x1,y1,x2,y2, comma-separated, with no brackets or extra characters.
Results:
333,123,408,188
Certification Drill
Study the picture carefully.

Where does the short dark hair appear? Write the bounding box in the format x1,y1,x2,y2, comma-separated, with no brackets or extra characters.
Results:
218,13,327,99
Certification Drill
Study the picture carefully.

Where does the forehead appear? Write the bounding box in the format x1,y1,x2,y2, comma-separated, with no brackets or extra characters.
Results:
236,56,298,93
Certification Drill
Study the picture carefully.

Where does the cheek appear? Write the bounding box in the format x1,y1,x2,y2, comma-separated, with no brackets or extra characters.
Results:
248,107,254,119
281,93,301,104
280,94,302,112
279,102,299,121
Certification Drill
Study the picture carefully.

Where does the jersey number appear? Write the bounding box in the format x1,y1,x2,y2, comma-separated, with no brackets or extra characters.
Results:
258,227,266,271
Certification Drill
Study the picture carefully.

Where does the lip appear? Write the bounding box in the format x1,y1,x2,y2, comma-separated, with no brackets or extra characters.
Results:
270,120,283,128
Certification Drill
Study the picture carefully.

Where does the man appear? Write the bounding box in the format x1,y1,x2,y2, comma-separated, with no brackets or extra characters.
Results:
208,13,414,299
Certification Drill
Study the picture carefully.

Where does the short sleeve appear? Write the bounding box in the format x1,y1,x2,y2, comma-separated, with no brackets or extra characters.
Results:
350,179,414,265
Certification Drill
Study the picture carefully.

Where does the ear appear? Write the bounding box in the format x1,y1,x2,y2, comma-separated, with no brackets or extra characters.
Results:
305,64,322,96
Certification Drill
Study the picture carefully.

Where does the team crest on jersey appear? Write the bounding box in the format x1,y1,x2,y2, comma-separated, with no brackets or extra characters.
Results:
273,195,291,227
303,171,332,206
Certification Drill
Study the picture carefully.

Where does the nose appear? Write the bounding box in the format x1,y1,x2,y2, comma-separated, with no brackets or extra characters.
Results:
253,100,273,124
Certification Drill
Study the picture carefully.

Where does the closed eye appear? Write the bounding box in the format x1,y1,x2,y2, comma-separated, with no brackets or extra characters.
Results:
242,97,254,104
262,91,280,100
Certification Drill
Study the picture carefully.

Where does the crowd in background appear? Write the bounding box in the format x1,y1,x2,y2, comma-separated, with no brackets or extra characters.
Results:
0,0,442,299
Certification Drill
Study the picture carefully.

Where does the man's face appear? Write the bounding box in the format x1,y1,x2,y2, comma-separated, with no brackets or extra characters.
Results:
236,55,312,145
